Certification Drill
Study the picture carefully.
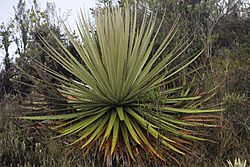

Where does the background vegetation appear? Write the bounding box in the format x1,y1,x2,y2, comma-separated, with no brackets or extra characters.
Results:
0,0,249,166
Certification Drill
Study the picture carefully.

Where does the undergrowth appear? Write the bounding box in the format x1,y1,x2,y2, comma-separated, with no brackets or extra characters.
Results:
0,93,249,167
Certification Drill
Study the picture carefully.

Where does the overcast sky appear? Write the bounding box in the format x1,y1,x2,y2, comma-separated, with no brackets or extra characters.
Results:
0,0,97,23
0,0,98,68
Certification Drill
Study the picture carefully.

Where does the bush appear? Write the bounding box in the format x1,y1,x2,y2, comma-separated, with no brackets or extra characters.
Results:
0,97,96,167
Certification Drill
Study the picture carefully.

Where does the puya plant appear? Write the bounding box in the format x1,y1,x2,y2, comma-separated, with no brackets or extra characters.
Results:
20,2,222,166
227,158,248,167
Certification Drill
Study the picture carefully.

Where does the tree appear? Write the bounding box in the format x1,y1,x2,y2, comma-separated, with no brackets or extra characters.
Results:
0,22,16,99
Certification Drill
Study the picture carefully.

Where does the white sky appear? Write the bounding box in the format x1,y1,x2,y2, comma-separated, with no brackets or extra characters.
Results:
0,0,97,23
0,0,98,68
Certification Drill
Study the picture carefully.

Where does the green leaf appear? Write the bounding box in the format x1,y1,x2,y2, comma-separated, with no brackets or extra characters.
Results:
124,112,141,145
100,110,117,147
81,113,109,149
110,117,119,156
163,107,223,114
116,107,125,121
121,122,135,161
54,108,108,138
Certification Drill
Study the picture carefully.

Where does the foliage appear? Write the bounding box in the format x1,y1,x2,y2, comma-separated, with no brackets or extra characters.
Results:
0,22,16,99
19,2,223,166
0,97,96,167
0,0,249,166
227,158,248,167
0,0,76,98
